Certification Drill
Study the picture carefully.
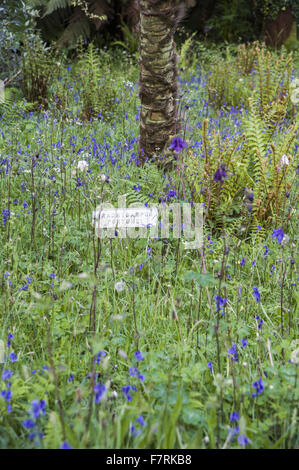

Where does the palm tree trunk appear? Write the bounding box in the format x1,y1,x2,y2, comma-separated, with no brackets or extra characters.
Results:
139,0,184,163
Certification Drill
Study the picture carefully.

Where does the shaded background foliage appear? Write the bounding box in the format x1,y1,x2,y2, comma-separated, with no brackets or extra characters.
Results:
0,0,298,81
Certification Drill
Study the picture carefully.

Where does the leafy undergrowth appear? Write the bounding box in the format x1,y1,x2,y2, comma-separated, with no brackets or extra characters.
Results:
0,42,298,449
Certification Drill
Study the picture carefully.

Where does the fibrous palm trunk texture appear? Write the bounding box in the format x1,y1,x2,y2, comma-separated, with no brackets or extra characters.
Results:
139,0,185,163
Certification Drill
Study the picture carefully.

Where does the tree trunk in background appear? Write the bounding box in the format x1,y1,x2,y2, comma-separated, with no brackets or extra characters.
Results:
264,7,294,48
139,0,184,163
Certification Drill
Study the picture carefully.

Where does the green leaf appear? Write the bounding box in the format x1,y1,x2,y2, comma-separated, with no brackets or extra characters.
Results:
183,271,217,287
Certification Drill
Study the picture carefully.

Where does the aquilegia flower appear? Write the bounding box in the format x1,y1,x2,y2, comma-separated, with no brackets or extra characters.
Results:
169,137,187,153
213,164,228,184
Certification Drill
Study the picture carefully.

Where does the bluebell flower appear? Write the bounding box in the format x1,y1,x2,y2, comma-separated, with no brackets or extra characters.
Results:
22,419,35,429
129,367,138,377
228,344,238,362
134,351,144,361
95,350,106,364
207,361,213,374
270,265,276,275
136,415,145,426
241,338,248,348
30,400,46,419
68,374,74,383
2,209,10,226
7,333,13,348
252,286,260,302
9,352,17,362
229,411,240,422
122,385,134,401
255,316,263,330
94,384,107,403
60,441,72,449
240,258,246,266
238,435,250,448
214,296,227,315
264,246,269,257
2,370,13,381
252,377,264,397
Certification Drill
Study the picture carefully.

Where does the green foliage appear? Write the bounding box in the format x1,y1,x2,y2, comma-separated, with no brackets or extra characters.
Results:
112,16,139,55
245,97,298,228
21,35,59,109
183,119,250,233
0,42,298,451
255,0,299,23
178,32,197,71
206,57,251,109
205,0,256,42
76,42,117,121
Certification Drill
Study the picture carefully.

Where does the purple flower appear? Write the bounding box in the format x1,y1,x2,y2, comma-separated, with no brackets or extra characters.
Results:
134,351,144,361
238,435,250,448
229,411,240,422
2,370,13,381
50,273,55,279
255,315,263,330
22,419,35,429
30,400,46,419
60,441,72,449
68,374,74,383
264,246,269,257
94,384,107,403
240,258,246,266
228,344,238,362
122,385,134,401
207,361,213,374
252,286,260,303
136,415,145,426
1,389,12,402
129,367,139,377
95,350,106,364
241,338,248,348
271,227,284,245
214,296,227,315
169,137,187,153
213,164,228,184
9,352,17,362
252,377,264,397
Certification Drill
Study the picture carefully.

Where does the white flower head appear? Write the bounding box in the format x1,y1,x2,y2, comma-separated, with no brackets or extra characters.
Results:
99,173,107,182
277,154,289,172
77,160,88,172
114,281,125,292
290,78,299,105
